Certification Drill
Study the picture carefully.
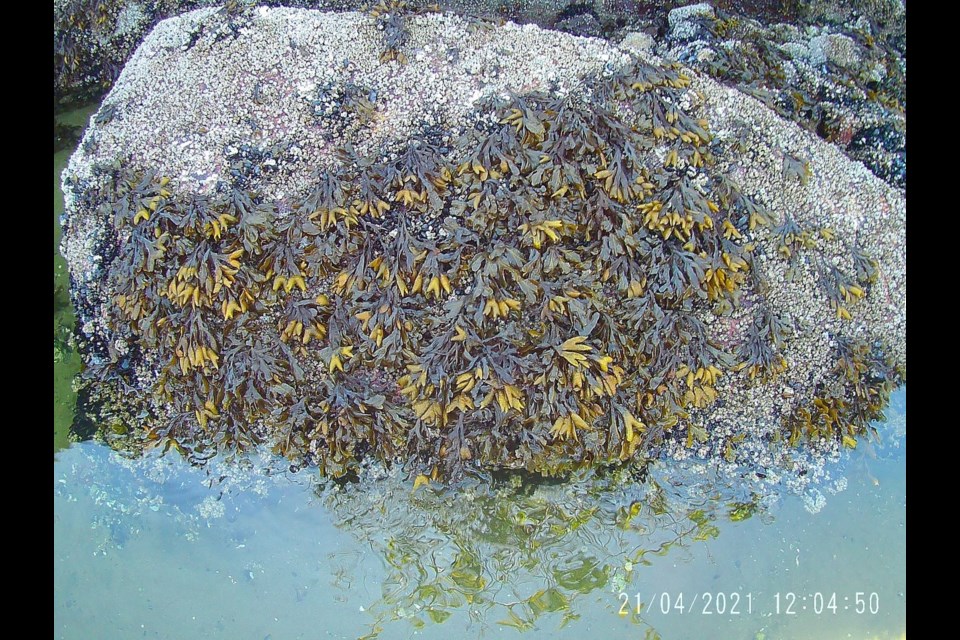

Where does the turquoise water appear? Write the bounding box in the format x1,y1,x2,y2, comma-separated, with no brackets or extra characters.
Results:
53,389,905,640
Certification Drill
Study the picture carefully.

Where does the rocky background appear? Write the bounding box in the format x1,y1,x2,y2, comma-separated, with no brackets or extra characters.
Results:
55,0,905,188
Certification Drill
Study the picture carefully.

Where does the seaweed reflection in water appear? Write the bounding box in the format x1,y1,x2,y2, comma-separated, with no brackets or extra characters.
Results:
55,442,768,638
321,462,761,637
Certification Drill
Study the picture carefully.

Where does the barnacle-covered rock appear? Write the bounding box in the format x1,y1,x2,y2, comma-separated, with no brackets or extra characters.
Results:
55,0,162,104
659,0,906,189
61,6,905,483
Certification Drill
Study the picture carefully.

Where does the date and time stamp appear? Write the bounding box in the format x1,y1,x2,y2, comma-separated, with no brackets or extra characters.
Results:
617,591,883,617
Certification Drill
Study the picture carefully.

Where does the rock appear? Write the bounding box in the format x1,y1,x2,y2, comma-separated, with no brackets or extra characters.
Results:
807,33,860,68
61,7,905,480
668,3,715,29
657,4,905,190
666,3,716,42
620,31,655,54
554,5,603,38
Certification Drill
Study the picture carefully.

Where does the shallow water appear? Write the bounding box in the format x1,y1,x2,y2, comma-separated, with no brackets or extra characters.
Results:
53,389,904,640
53,102,905,640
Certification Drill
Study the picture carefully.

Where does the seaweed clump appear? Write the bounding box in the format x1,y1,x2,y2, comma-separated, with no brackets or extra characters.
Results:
784,335,900,449
78,46,901,480
370,0,422,64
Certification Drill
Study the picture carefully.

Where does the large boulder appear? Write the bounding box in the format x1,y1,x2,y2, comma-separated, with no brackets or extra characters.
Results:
61,5,904,482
